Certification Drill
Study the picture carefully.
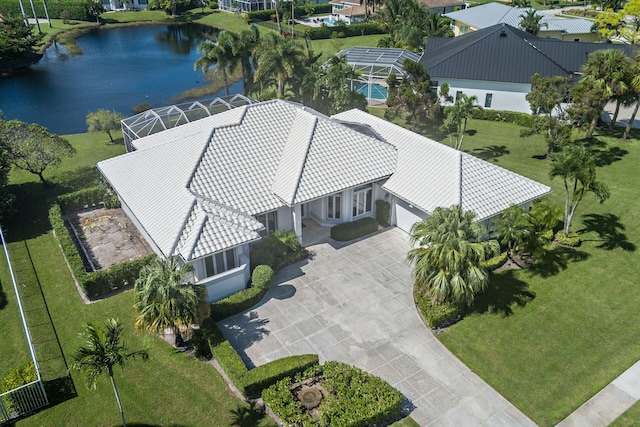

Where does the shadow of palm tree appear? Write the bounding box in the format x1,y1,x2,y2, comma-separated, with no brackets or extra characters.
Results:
527,246,590,278
471,270,535,316
218,311,270,369
230,402,267,426
578,137,629,167
43,375,78,407
577,213,636,252
470,145,510,162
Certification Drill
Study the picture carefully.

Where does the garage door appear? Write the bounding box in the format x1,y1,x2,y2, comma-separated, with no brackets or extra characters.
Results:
394,199,427,234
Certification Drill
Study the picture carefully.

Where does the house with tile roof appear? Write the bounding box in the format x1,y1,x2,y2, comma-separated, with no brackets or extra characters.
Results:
98,100,550,302
420,23,635,113
444,2,599,42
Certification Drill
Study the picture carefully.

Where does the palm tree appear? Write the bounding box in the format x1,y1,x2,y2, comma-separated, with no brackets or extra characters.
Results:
519,10,547,35
253,32,305,98
424,13,453,38
442,93,481,150
232,25,261,95
550,144,610,236
581,49,631,137
134,257,207,344
495,205,529,259
73,319,149,427
194,32,237,96
622,53,640,140
407,206,499,306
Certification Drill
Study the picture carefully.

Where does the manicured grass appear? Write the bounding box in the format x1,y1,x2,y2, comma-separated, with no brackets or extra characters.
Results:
429,121,640,426
1,132,274,426
612,400,640,426
309,34,385,59
100,9,172,23
194,9,253,33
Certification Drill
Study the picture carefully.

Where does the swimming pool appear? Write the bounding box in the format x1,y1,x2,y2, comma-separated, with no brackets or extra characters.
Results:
353,82,389,100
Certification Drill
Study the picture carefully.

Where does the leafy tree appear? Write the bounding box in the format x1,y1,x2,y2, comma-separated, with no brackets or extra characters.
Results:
86,109,123,143
519,10,548,35
0,120,75,185
441,93,480,150
0,112,15,222
134,257,208,344
424,13,454,38
567,77,609,138
385,59,440,130
373,0,433,50
522,73,573,156
550,144,610,237
511,0,531,7
148,0,189,15
72,318,149,427
85,0,104,22
602,0,624,11
194,32,237,97
253,32,306,99
620,0,640,45
622,53,640,140
0,14,43,66
593,8,625,41
407,206,499,306
313,56,367,115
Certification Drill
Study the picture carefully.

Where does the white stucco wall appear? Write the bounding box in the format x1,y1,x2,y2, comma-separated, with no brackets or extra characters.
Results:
437,79,532,113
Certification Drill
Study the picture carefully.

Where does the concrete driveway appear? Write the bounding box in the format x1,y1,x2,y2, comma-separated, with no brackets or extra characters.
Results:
219,228,535,426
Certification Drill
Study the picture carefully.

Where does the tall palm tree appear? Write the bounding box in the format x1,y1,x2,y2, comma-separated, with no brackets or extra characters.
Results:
134,257,207,344
73,319,149,427
442,93,480,150
424,13,453,38
253,32,305,98
622,53,640,140
550,144,610,236
581,49,631,137
519,10,547,35
194,32,237,96
407,206,499,306
232,25,261,95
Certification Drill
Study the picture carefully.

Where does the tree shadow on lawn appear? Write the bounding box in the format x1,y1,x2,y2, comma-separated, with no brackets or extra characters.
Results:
470,270,535,316
578,137,629,167
577,213,637,252
527,245,590,279
44,375,78,408
230,402,268,427
469,145,510,163
0,279,7,310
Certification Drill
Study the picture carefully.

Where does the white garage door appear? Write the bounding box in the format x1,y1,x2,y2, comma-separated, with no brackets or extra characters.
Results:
394,199,427,234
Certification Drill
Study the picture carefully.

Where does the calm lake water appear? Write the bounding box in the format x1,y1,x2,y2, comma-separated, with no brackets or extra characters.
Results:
0,24,242,135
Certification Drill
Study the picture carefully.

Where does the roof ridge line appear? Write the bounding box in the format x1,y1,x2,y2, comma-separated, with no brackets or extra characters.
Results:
425,27,501,70
520,32,573,76
169,199,198,258
289,114,317,206
184,212,208,261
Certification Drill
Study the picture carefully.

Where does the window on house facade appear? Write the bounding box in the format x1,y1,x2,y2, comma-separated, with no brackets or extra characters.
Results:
328,194,341,219
484,93,493,108
459,24,469,35
204,248,237,278
256,211,277,232
138,0,148,4
352,187,372,217
455,91,462,101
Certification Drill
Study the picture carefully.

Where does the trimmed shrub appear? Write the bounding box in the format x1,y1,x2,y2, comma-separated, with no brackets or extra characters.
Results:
250,230,307,271
471,109,533,128
208,0,218,8
210,284,264,321
555,231,581,247
305,22,384,40
330,217,378,241
190,327,212,359
56,184,119,212
242,354,319,397
252,264,275,289
262,377,311,424
246,3,330,20
375,199,390,224
201,318,248,385
414,288,463,329
2,362,37,414
481,251,508,272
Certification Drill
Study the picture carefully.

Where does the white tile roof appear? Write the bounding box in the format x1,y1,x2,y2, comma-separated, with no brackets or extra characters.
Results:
332,109,551,221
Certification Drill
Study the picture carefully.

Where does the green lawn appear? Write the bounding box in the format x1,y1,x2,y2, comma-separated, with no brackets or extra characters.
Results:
612,400,640,426
308,34,385,59
431,122,640,426
1,131,274,426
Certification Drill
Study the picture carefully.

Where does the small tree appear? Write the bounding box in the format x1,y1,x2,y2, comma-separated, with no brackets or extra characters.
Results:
0,120,75,185
441,93,480,151
73,318,149,427
86,109,124,143
519,10,547,36
550,144,610,237
495,205,529,259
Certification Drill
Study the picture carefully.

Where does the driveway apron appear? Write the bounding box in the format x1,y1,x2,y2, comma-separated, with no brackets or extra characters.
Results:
219,228,535,426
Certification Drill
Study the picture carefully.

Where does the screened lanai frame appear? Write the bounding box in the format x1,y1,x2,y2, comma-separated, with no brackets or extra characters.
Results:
121,94,255,152
336,47,421,105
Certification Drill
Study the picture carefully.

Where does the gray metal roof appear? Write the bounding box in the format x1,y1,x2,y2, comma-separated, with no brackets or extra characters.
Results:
444,2,595,35
336,47,421,79
420,24,635,84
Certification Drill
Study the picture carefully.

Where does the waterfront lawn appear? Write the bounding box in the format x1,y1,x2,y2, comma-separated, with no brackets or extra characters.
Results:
435,122,640,426
99,9,172,23
2,131,274,427
193,9,253,33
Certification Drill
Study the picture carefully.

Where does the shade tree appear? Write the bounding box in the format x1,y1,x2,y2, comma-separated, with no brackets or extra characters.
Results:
86,109,124,143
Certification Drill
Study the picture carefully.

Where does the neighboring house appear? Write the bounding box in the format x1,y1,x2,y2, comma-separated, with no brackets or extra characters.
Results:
102,0,149,11
417,0,466,15
420,23,635,113
218,0,276,12
98,100,550,302
444,2,599,42
329,0,366,23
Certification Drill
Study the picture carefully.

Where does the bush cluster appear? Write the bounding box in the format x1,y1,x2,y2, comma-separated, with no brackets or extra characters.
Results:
555,231,581,247
480,251,508,272
1,362,37,414
375,199,390,224
0,0,95,21
472,109,533,128
414,288,463,329
210,264,275,321
201,318,317,397
305,22,384,40
49,202,155,299
330,217,378,241
56,184,120,212
562,8,598,18
263,361,403,426
246,4,331,21
250,230,307,271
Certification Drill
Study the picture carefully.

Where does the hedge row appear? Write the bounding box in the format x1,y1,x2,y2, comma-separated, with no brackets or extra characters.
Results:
414,288,463,329
0,0,94,21
472,109,534,128
305,22,384,40
49,202,155,299
555,231,581,247
210,265,274,322
246,3,331,21
201,318,318,397
330,216,378,241
480,251,508,272
56,184,120,212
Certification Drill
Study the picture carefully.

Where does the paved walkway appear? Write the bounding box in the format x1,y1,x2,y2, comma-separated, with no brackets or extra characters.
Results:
557,360,640,426
219,228,535,426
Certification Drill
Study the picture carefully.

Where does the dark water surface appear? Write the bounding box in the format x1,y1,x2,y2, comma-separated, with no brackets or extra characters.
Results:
0,24,240,135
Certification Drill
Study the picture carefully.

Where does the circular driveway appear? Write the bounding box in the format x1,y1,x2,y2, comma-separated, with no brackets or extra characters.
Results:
218,228,535,426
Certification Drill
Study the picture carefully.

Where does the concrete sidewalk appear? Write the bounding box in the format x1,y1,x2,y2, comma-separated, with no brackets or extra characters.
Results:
557,361,640,426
